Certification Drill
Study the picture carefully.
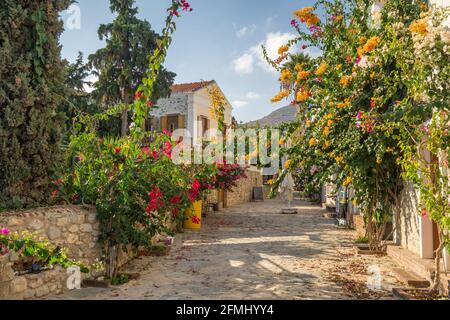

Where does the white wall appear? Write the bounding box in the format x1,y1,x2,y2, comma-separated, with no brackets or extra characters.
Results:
192,83,233,143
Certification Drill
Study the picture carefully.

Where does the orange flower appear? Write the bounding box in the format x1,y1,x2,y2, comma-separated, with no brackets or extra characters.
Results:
340,75,353,87
294,7,320,26
362,36,381,53
343,176,353,187
271,90,290,103
315,63,328,76
278,45,289,55
410,20,428,35
296,89,311,102
297,70,311,82
280,69,292,83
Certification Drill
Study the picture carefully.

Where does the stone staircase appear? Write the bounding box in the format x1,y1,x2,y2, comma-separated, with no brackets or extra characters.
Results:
387,245,449,294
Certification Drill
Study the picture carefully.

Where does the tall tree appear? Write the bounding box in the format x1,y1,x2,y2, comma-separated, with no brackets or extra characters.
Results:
89,0,176,136
0,0,72,210
60,52,98,136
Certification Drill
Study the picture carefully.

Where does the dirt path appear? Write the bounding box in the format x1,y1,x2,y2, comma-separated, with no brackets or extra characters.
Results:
49,199,401,300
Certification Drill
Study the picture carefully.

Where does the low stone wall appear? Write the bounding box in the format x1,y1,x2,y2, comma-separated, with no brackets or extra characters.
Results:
0,206,101,267
226,169,263,207
0,254,67,299
0,205,137,300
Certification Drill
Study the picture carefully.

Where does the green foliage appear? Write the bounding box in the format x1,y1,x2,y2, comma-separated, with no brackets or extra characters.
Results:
60,52,100,138
88,0,176,136
268,0,449,291
0,230,88,273
266,0,450,253
0,0,73,209
110,273,130,286
355,235,369,244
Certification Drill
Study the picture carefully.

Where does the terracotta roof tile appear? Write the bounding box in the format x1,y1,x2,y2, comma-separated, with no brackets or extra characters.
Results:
170,81,214,93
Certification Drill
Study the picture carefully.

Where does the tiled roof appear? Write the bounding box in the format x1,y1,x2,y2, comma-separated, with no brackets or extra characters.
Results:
170,81,215,93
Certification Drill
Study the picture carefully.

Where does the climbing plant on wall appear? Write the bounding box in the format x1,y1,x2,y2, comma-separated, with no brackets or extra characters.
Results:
265,0,449,293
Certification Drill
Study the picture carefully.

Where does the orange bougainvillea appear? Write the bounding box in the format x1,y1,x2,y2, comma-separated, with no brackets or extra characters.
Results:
293,7,320,26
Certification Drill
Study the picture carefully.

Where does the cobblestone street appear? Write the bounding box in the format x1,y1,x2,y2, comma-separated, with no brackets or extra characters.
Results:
51,199,402,300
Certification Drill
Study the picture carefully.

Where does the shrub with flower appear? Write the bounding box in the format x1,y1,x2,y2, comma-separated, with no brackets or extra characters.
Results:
265,0,449,294
51,0,194,279
214,162,248,192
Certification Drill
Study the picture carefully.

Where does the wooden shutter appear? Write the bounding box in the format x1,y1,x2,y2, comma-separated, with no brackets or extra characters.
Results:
178,115,186,129
160,116,168,131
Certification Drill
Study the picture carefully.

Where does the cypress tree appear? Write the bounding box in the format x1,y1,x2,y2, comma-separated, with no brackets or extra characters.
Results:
88,0,176,136
0,0,72,210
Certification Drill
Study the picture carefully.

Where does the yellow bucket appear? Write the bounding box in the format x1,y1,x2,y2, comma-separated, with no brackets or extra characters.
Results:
183,200,202,230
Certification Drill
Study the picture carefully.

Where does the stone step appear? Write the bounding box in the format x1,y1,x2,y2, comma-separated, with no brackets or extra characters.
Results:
387,245,436,281
392,268,430,289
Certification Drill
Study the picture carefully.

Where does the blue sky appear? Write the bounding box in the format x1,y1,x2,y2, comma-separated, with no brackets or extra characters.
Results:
60,0,317,123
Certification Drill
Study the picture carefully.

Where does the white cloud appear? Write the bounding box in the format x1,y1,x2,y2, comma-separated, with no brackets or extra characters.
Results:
83,74,98,93
232,53,254,75
245,91,260,100
251,32,298,73
232,100,249,108
232,32,297,75
303,46,323,59
236,24,256,38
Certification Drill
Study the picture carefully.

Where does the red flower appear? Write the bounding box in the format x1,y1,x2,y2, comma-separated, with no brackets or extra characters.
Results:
191,179,201,191
170,195,182,204
146,101,154,108
171,208,180,216
135,91,143,101
162,129,172,136
115,148,121,154
188,189,199,202
421,208,428,218
346,55,352,64
191,215,201,225
147,187,164,214
163,142,172,158
152,150,160,159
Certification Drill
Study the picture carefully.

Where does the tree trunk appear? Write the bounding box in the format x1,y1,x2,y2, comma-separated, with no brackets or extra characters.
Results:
430,230,445,294
121,109,128,137
121,87,131,137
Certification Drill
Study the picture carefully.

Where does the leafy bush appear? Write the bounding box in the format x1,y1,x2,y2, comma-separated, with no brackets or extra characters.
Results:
0,228,88,273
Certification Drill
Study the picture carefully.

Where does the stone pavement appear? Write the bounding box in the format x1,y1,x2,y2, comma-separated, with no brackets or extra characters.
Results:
48,198,402,300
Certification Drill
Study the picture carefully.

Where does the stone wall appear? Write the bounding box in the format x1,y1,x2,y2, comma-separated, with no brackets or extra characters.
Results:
0,205,137,300
226,169,263,207
0,253,67,299
0,206,101,267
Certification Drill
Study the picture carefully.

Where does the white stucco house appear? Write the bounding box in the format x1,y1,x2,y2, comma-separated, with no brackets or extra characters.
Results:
150,80,233,145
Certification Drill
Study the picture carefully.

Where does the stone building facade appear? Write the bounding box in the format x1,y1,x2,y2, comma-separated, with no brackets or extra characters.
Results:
150,80,233,145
